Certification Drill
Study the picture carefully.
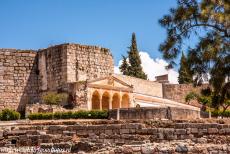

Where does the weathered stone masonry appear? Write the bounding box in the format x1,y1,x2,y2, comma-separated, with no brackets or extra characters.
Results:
0,43,114,112
0,120,230,153
163,84,209,104
0,49,39,112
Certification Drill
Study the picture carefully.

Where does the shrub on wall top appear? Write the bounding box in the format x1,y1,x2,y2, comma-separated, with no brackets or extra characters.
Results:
42,92,68,105
0,109,21,121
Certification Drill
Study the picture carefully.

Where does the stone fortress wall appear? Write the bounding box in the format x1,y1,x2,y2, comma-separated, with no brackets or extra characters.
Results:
0,49,39,112
66,44,114,82
0,43,114,112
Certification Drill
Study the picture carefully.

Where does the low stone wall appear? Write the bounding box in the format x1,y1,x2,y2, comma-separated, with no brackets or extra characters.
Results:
0,120,229,153
25,104,79,116
109,107,200,120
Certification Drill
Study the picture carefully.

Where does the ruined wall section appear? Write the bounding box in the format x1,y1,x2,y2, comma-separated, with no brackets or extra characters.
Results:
38,45,68,93
163,83,210,105
0,43,114,111
67,44,114,81
0,49,39,112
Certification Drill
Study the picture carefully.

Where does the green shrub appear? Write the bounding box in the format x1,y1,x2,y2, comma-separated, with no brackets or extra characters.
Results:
185,92,198,102
0,109,21,121
211,110,230,117
76,110,89,118
27,113,53,120
41,113,53,120
89,110,108,119
61,111,73,119
27,110,108,120
42,92,68,105
53,112,62,119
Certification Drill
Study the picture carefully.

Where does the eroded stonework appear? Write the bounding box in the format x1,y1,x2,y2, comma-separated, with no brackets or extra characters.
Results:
0,43,114,112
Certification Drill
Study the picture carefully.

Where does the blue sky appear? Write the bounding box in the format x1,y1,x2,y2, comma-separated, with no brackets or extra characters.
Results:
0,0,177,66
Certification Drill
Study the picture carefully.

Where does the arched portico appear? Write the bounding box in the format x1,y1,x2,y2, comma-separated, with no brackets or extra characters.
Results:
112,93,120,109
121,94,129,108
91,90,100,110
89,89,132,110
102,91,110,110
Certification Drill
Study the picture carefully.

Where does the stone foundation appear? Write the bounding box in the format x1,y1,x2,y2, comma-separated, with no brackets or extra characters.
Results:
0,120,229,153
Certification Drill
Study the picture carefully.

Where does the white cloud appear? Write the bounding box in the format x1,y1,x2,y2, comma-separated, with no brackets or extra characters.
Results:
114,66,121,74
114,51,179,84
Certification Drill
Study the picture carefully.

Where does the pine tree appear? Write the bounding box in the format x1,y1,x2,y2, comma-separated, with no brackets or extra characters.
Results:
178,52,193,84
119,55,129,75
127,33,147,79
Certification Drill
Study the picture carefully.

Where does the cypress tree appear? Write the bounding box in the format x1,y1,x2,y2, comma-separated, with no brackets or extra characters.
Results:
178,52,193,84
119,55,129,75
127,33,147,79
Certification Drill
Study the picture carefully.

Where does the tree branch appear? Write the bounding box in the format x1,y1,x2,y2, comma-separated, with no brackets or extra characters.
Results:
175,23,229,38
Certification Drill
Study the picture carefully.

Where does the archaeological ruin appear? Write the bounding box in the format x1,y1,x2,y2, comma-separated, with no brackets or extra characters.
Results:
0,43,206,119
1,43,229,153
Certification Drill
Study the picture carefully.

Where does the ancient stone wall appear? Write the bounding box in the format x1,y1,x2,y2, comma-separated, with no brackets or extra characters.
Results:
67,44,114,81
109,107,200,120
163,83,210,104
0,43,114,112
0,120,230,153
0,49,39,112
38,45,68,92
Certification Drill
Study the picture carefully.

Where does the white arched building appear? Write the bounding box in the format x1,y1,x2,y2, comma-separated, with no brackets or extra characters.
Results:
77,74,200,112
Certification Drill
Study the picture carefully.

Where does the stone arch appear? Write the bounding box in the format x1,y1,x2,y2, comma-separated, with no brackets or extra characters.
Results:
91,90,100,110
102,91,110,110
121,94,129,108
112,93,120,109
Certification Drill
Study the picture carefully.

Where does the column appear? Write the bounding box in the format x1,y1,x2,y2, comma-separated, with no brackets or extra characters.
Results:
119,91,122,108
99,95,102,110
99,90,103,110
117,91,122,120
109,96,112,109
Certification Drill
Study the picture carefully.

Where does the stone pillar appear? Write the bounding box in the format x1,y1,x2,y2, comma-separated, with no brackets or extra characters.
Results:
119,91,122,108
99,90,103,110
119,96,122,108
109,96,112,109
117,108,120,120
99,95,102,110
117,96,122,120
